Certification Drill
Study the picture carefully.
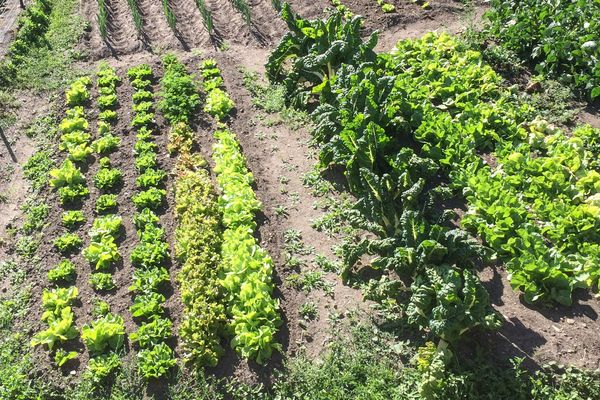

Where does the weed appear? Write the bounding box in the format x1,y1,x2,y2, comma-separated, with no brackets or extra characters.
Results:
218,41,230,52
311,196,355,237
23,151,54,191
21,200,49,234
15,0,88,91
274,204,289,217
314,254,341,273
242,70,309,129
521,79,582,126
284,229,314,255
288,192,300,208
15,235,38,257
299,302,318,321
301,169,332,197
26,114,58,142
284,255,303,269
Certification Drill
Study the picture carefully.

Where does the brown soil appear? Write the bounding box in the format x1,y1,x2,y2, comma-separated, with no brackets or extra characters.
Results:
475,267,600,370
0,91,50,246
83,0,287,58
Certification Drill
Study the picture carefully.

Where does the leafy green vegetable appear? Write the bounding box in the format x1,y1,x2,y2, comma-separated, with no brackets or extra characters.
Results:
81,313,125,355
84,238,120,271
92,133,121,154
266,3,377,107
133,188,166,210
89,272,116,291
130,318,173,348
175,159,226,367
89,214,123,241
65,77,91,106
48,260,76,283
137,342,176,379
130,240,169,270
53,232,82,254
204,88,234,121
136,168,167,188
62,210,85,228
158,55,200,124
129,267,170,294
95,194,118,214
213,127,281,364
31,307,78,351
485,0,600,99
130,292,165,319
85,352,121,384
53,348,78,367
94,167,123,190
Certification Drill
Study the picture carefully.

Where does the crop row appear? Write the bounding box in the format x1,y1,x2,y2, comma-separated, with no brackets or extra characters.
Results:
126,63,176,379
159,56,238,366
81,65,128,383
202,61,282,363
32,76,94,367
268,5,600,343
269,7,502,350
34,71,128,376
161,55,280,366
156,55,227,368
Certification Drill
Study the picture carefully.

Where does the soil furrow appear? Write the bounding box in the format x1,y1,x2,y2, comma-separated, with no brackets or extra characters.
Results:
137,0,181,51
105,0,144,54
170,0,212,48
207,0,254,47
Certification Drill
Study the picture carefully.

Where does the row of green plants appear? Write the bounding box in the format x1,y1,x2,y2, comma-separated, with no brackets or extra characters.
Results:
195,0,213,33
33,76,96,367
484,0,600,99
157,55,227,368
268,7,502,357
162,0,176,31
97,0,108,40
126,63,176,379
85,65,122,302
268,4,600,358
202,61,282,364
385,34,600,306
0,0,52,84
230,0,251,26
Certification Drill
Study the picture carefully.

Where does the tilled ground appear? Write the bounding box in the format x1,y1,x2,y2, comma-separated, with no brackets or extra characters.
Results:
0,1,599,396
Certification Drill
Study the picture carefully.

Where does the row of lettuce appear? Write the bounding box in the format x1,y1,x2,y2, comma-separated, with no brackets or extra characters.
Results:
162,55,281,366
33,67,129,380
32,55,281,381
267,3,600,352
126,63,177,378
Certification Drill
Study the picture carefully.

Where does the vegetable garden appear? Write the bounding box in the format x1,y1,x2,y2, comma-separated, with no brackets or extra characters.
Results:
0,0,599,399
